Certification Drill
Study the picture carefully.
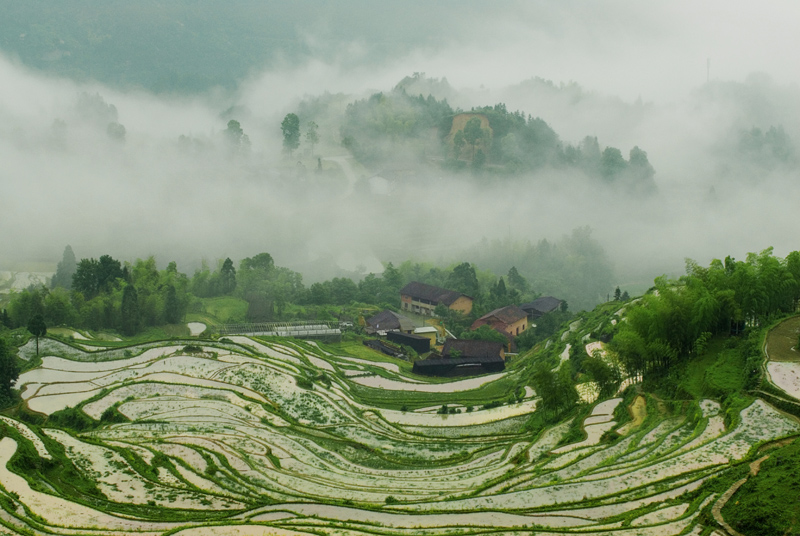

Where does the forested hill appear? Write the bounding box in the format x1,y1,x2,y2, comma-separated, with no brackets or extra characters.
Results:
313,80,658,190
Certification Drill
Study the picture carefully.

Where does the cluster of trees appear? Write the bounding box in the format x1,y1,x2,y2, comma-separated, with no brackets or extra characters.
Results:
340,88,454,165
730,124,795,174
5,248,190,336
5,242,593,339
281,113,319,157
610,248,800,384
465,227,614,312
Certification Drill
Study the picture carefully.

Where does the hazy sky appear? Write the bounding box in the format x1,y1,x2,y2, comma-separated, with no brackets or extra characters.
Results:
1,1,799,291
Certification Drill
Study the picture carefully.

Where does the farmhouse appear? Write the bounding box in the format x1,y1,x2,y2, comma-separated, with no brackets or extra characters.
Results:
365,309,414,335
471,305,529,337
400,282,473,316
520,296,563,319
413,339,505,376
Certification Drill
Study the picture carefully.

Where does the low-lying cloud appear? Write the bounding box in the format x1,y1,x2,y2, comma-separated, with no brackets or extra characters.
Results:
2,2,800,298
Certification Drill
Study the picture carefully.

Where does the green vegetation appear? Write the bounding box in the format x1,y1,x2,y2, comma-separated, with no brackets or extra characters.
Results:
0,245,798,535
723,439,800,535
0,337,19,406
336,80,656,194
611,248,800,393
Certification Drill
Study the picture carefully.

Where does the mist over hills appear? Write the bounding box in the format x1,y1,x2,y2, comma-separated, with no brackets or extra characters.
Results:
1,2,799,311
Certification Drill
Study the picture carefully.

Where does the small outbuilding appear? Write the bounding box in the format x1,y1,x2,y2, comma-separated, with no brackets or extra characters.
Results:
387,331,431,354
365,309,414,335
413,340,505,377
520,297,563,319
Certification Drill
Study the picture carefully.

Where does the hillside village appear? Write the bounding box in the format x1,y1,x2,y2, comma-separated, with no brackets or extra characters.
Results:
364,280,564,375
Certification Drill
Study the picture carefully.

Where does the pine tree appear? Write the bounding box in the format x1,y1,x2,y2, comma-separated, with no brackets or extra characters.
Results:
52,245,77,289
120,285,140,336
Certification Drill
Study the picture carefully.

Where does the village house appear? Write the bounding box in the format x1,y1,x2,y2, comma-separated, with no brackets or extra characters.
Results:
399,282,473,316
471,305,529,337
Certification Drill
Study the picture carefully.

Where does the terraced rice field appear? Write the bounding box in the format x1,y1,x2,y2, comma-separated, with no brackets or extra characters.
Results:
1,336,798,535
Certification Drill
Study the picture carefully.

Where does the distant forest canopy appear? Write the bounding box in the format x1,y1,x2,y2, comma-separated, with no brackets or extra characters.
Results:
335,78,657,191
1,228,611,336
0,1,458,92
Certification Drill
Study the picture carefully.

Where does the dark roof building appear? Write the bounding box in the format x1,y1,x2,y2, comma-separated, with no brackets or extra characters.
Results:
520,296,563,318
387,331,431,354
412,355,504,376
400,282,468,306
473,305,527,327
365,309,414,334
441,339,505,360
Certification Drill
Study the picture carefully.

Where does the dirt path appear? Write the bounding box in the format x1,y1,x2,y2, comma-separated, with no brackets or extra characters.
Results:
323,155,358,196
711,455,770,536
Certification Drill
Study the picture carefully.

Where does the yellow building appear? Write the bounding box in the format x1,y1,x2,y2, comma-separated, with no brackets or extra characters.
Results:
399,282,473,316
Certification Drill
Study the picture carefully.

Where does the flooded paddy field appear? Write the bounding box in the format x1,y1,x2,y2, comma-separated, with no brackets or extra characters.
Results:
0,334,797,535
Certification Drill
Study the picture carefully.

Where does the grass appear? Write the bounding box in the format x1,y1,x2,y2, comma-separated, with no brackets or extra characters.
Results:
722,438,800,536
680,336,747,399
197,296,248,324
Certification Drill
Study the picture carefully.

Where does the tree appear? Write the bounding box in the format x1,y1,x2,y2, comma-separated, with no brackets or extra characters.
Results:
462,117,486,159
446,262,479,297
120,285,140,336
472,149,486,170
0,338,19,404
600,147,627,181
305,121,319,156
583,356,621,398
281,113,301,155
27,314,47,357
507,266,529,294
225,119,250,154
225,119,243,143
106,122,126,142
51,245,77,289
164,285,181,324
219,258,237,295
73,255,123,298
460,325,508,344
240,253,275,273
453,130,465,158
614,287,622,301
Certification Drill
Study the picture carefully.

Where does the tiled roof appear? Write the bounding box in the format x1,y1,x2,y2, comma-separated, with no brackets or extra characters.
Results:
441,339,504,359
366,309,414,332
400,281,470,305
476,305,527,325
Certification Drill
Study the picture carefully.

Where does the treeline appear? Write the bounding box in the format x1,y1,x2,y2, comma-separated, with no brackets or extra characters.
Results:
3,245,580,339
5,248,189,336
464,227,614,312
610,247,800,385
